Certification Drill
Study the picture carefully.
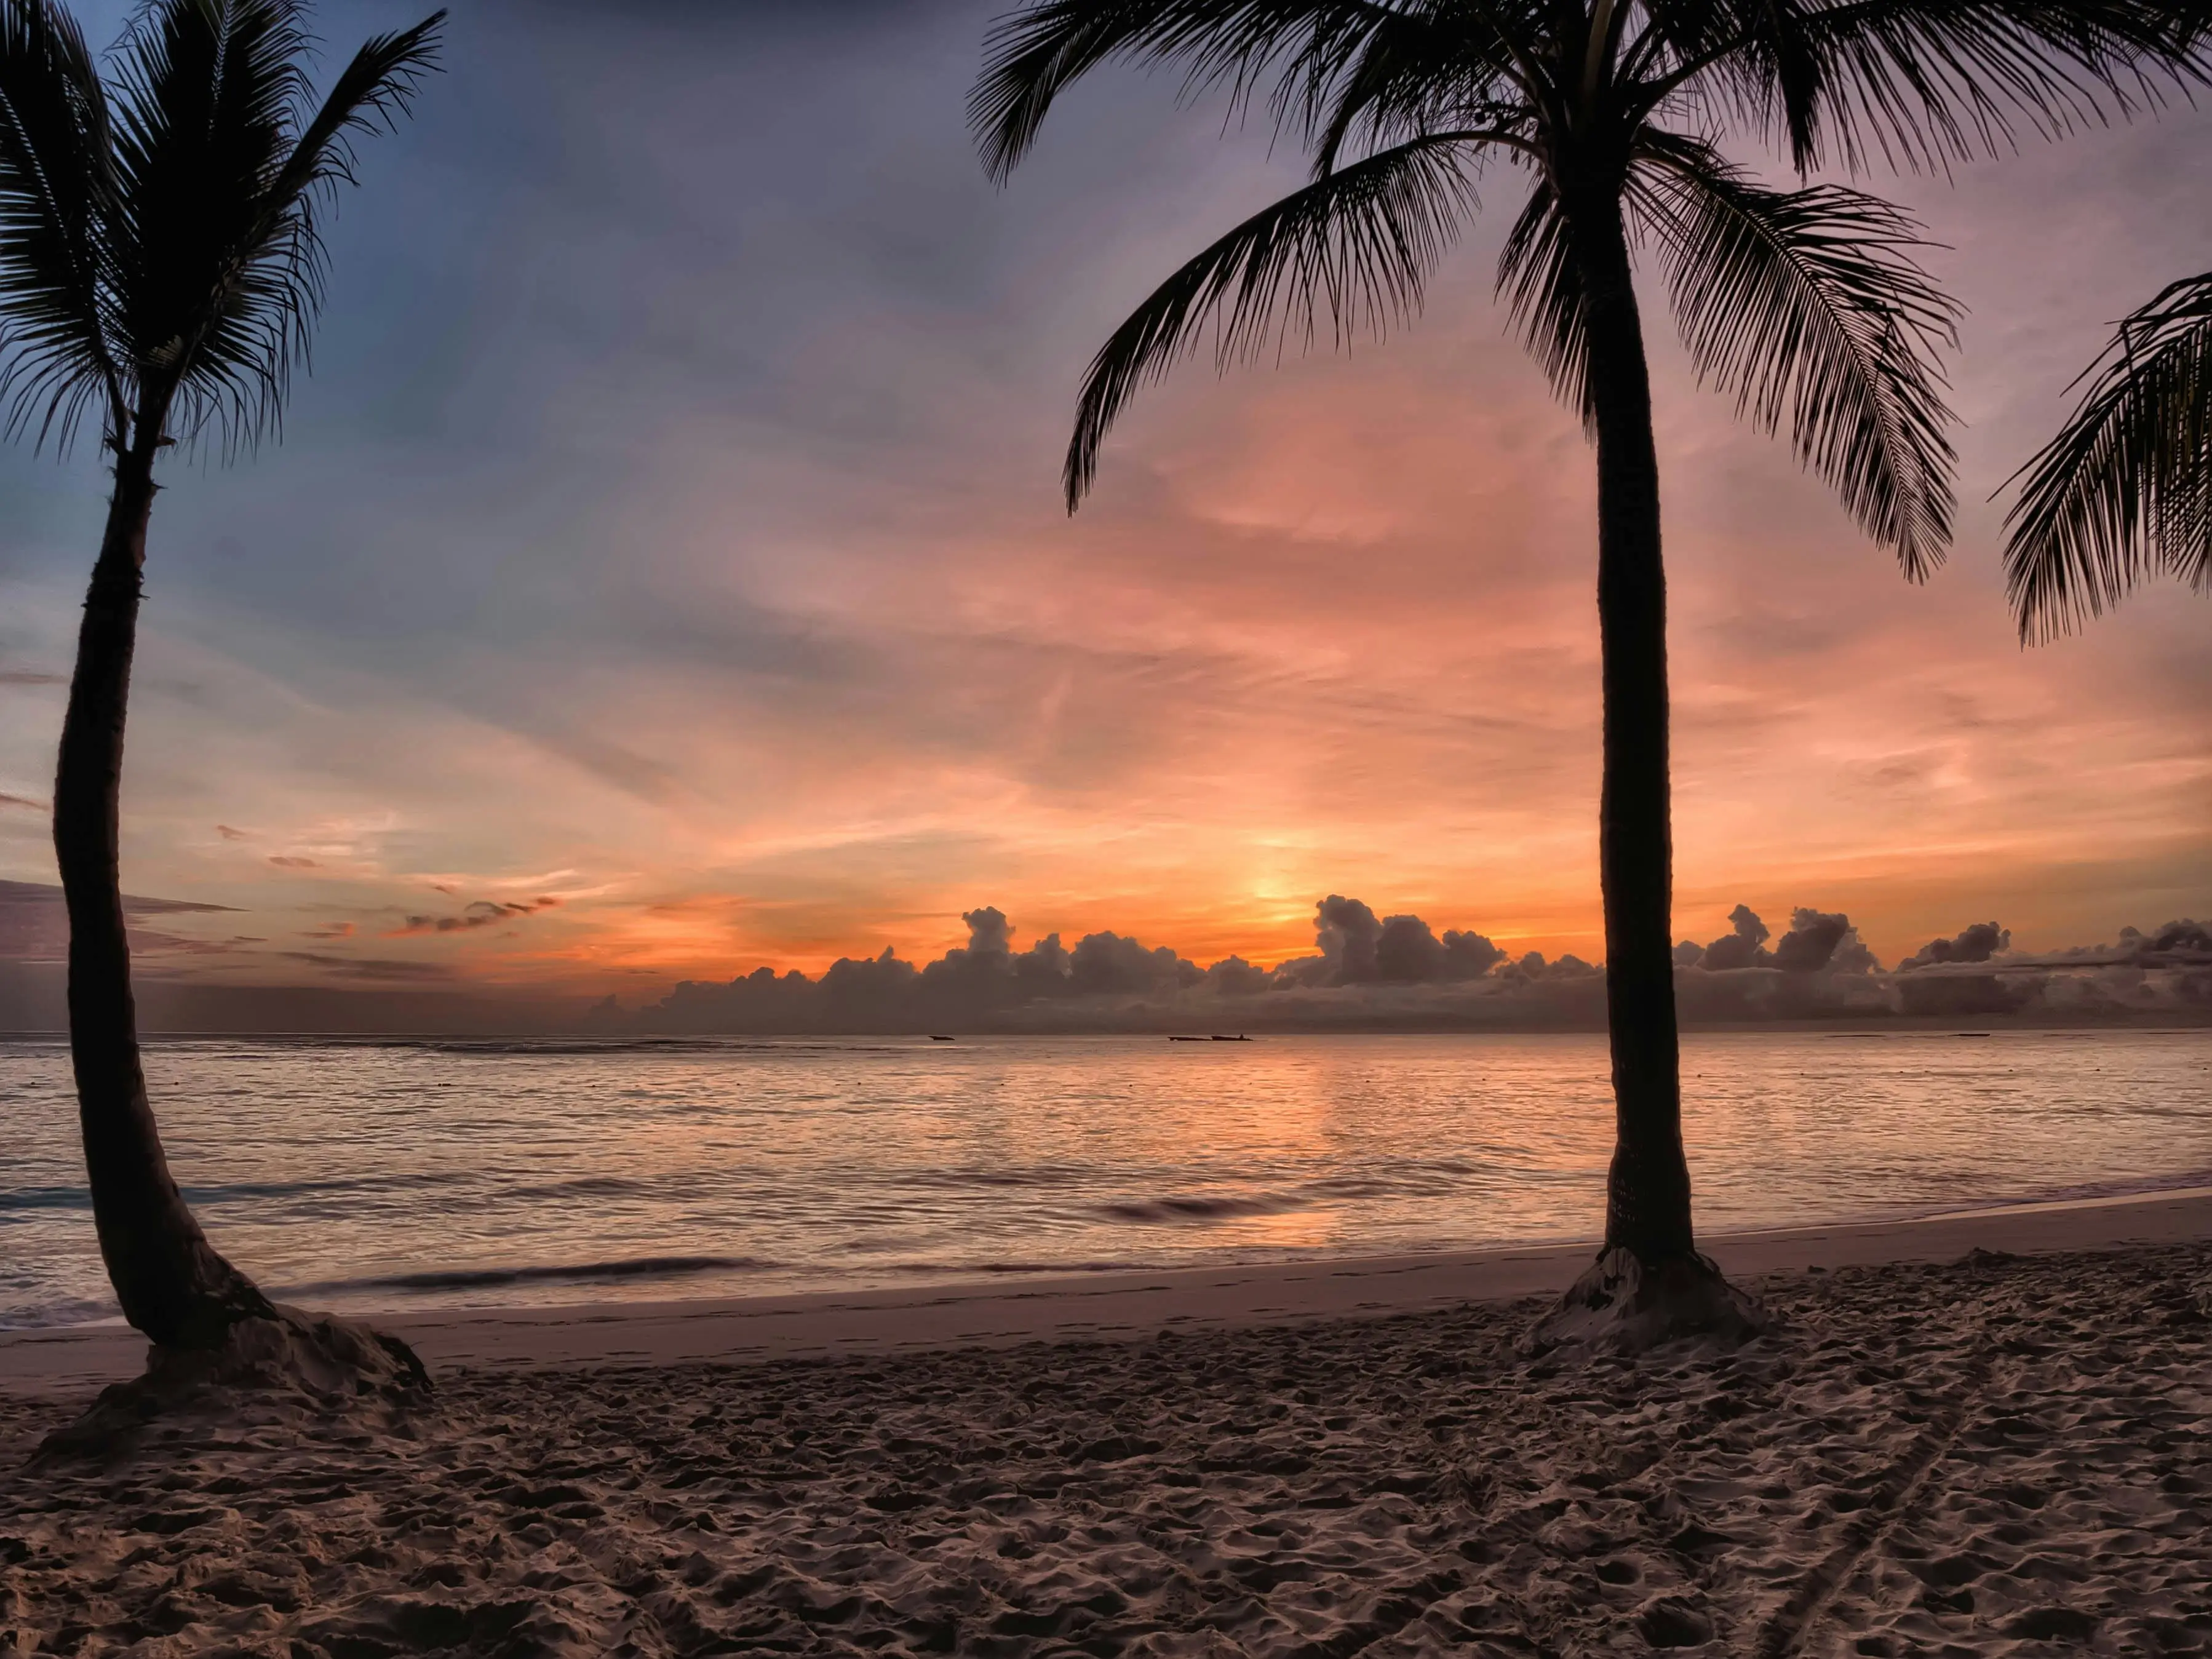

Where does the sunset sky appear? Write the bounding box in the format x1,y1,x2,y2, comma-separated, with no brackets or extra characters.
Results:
0,0,2205,1014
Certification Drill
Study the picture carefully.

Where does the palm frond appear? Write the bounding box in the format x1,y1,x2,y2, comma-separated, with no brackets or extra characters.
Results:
1629,0,1829,167
1065,131,1477,506
0,0,121,450
195,9,443,446
1311,2,1543,174
1695,0,2203,177
270,12,445,209
972,0,1385,184
1492,172,1593,427
106,0,440,453
109,0,312,445
2003,271,2212,640
1633,137,1958,576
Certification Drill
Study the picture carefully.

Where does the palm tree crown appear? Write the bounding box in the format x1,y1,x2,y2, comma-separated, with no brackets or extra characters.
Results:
2003,269,2211,639
0,0,442,459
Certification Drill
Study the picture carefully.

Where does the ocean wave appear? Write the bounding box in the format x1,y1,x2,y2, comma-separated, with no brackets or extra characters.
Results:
506,1174,661,1201
0,1172,474,1213
0,1293,118,1331
869,1259,1156,1276
1924,1166,2212,1214
281,1254,781,1295
324,1038,921,1057
0,1185,93,1214
891,1164,1100,1192
1092,1192,1311,1224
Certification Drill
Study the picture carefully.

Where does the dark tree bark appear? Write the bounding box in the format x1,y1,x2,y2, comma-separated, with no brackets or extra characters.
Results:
54,421,274,1350
1522,180,1765,1353
1569,189,1697,1264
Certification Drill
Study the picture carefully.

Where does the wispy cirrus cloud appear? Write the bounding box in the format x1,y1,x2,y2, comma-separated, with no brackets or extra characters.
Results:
386,897,563,937
278,951,458,982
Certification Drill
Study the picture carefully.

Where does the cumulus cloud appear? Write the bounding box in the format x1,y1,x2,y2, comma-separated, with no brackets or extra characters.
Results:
1379,913,1508,982
2122,920,2211,965
1773,908,1876,974
960,904,1011,957
1693,904,1772,971
1663,903,2212,1026
1900,921,2010,969
1674,905,1876,976
1068,930,1201,995
1498,950,1599,982
1203,954,1270,996
1313,894,1381,981
1270,896,1506,988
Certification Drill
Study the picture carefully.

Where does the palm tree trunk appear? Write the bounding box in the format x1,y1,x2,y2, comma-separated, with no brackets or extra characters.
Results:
54,428,274,1349
1570,193,1697,1263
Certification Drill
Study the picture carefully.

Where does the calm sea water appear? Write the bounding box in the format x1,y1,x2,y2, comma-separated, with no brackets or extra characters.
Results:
4,1030,2208,1329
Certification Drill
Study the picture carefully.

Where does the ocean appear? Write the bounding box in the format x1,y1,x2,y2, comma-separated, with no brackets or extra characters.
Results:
4,1028,2208,1329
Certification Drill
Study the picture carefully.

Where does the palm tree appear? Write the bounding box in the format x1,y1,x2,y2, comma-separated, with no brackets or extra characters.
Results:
2003,271,2210,639
0,0,442,1350
972,0,2189,1345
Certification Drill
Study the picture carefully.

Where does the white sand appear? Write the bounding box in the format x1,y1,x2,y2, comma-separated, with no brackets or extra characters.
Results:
4,1189,2210,1655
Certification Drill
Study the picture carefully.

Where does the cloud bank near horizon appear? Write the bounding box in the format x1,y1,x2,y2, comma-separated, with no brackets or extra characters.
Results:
611,899,2212,1036
1,880,2205,1033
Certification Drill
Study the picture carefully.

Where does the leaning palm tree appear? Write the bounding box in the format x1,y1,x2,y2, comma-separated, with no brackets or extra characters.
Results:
973,0,2189,1346
2003,271,2211,640
0,0,441,1352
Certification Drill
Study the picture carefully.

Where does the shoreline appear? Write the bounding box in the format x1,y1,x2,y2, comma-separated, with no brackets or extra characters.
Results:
8,1183,2208,1399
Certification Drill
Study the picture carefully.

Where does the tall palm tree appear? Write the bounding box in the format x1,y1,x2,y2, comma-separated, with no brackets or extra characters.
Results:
2003,271,2211,639
0,0,442,1350
972,0,2189,1343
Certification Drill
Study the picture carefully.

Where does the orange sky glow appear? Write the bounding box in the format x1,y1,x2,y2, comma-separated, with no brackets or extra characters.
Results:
0,5,2204,1017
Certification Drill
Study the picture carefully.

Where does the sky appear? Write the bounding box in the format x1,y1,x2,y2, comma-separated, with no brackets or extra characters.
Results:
0,0,2206,1028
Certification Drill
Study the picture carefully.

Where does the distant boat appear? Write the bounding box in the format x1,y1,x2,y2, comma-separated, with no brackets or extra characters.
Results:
1211,1034,1251,1041
929,1035,955,1042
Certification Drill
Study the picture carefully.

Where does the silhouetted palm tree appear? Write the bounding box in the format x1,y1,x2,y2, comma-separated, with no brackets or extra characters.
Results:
973,0,2190,1342
0,0,441,1349
2004,271,2210,639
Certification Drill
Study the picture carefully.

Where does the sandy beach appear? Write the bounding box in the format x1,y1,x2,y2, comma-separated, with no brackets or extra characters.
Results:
5,1190,2210,1656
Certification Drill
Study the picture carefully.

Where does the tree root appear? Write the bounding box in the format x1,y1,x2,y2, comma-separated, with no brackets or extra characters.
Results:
33,1304,432,1465
1523,1247,1770,1358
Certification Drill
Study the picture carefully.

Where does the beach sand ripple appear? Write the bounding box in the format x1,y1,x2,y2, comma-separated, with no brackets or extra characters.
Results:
5,1244,2210,1656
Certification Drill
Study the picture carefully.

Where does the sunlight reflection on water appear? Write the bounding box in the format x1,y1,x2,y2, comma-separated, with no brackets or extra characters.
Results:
4,1029,2208,1327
